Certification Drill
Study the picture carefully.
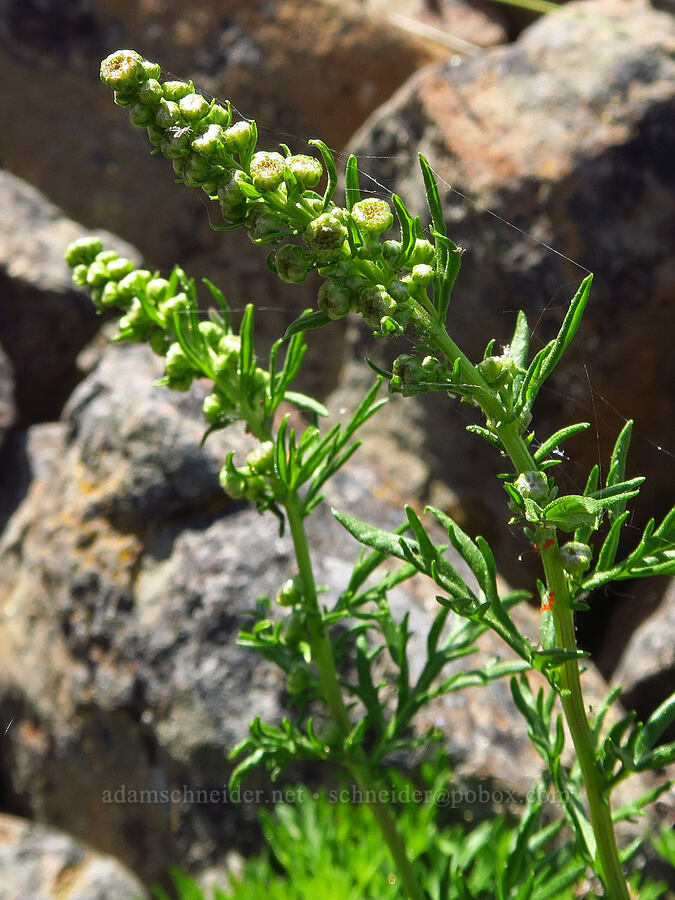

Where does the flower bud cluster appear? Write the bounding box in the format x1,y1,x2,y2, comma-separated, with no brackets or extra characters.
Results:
99,50,443,345
388,353,447,396
219,441,279,506
65,237,271,417
65,236,190,352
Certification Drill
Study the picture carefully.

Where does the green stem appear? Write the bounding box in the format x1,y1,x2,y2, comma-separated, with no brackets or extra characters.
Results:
539,542,630,900
284,491,426,900
423,312,629,899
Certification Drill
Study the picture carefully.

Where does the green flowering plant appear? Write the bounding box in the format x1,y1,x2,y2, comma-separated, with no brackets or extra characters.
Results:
65,49,675,899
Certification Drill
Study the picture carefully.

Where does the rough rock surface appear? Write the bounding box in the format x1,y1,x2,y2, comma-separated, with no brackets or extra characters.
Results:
0,813,147,900
614,578,675,732
335,0,675,585
0,344,14,454
0,171,139,425
0,338,651,884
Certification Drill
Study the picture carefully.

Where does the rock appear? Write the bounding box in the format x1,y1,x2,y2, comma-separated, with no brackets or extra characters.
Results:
613,578,675,738
334,0,675,584
0,337,659,882
0,813,147,900
0,343,14,454
0,0,446,400
0,171,139,425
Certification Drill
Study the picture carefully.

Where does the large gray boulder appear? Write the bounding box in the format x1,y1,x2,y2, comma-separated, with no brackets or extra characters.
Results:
0,171,138,425
334,0,675,584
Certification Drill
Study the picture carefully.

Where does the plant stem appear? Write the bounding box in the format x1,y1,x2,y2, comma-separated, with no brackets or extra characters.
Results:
539,541,631,900
423,312,630,899
284,491,426,900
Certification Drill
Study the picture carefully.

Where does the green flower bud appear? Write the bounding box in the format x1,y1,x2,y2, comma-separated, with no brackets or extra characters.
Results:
159,292,191,318
559,541,592,575
86,260,110,287
274,244,311,284
72,264,88,286
408,238,435,266
222,120,257,155
246,206,285,245
358,284,396,328
100,50,146,94
65,236,104,268
207,103,232,128
351,198,394,236
129,103,155,128
138,78,163,106
141,59,161,81
160,129,193,160
252,368,270,397
147,124,164,146
393,354,425,384
179,92,210,122
199,321,222,349
304,213,347,259
514,471,549,505
146,278,171,303
113,90,135,108
388,280,411,305
161,80,193,102
98,281,119,309
213,334,241,376
246,441,275,475
117,269,152,299
95,250,119,265
164,342,195,390
154,98,180,129
203,390,231,424
182,154,220,187
286,154,323,188
249,151,286,192
422,355,440,374
318,280,350,320
379,315,403,335
106,257,136,281
276,575,304,607
411,264,434,287
191,123,224,158
286,664,312,696
219,465,247,500
218,170,251,210
118,299,151,340
244,474,267,502
477,353,515,387
382,239,402,265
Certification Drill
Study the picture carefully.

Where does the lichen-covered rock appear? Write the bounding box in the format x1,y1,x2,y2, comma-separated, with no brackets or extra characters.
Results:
337,0,675,581
0,171,139,425
0,813,147,900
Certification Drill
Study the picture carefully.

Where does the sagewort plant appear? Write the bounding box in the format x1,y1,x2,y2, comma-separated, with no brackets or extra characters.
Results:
65,50,675,899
